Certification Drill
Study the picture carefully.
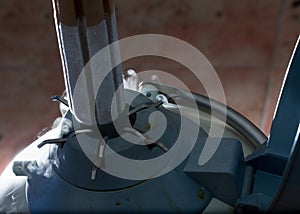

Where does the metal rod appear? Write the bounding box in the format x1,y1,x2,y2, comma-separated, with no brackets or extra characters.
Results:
52,0,124,125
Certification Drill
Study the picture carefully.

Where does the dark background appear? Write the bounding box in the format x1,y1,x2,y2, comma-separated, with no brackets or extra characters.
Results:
0,0,299,172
